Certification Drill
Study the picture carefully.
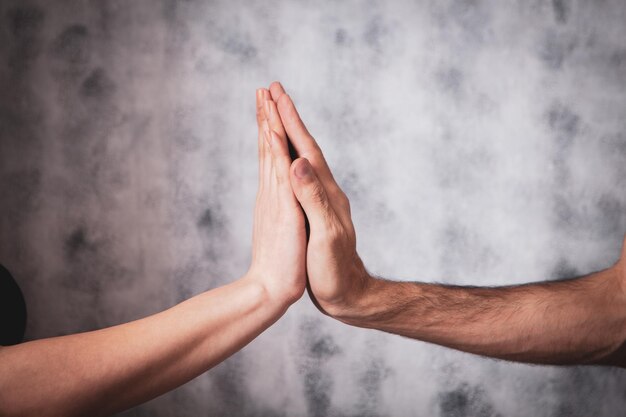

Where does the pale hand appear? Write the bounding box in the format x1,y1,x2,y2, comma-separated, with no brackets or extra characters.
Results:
247,88,307,307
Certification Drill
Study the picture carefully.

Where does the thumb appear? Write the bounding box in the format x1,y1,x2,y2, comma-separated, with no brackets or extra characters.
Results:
290,158,336,232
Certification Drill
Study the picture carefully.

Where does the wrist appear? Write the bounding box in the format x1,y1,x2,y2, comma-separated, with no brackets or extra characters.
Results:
616,259,626,299
322,269,384,327
242,270,301,313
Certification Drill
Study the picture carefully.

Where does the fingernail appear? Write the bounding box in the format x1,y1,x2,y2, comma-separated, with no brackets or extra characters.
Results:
256,89,263,100
295,159,311,179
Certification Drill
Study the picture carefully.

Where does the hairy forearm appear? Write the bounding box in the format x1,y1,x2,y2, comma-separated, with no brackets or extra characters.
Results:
334,266,626,367
0,276,288,417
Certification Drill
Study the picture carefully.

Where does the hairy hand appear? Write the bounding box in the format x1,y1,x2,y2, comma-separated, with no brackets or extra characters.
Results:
247,88,307,307
618,235,626,297
268,82,374,318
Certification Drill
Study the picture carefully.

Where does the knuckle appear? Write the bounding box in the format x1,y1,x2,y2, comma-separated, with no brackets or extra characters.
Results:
307,183,327,205
343,195,351,212
256,105,265,123
330,187,346,204
328,188,350,212
303,148,322,163
325,218,347,244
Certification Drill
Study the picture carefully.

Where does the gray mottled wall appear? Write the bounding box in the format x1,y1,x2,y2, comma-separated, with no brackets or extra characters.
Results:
1,0,625,415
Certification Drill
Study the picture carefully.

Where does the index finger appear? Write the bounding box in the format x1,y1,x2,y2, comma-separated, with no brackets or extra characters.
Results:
274,91,340,194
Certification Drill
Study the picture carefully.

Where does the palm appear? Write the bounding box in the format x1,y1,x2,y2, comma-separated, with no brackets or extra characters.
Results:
249,88,307,304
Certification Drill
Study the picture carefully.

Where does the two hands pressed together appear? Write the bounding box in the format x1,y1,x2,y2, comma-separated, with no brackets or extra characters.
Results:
250,83,371,316
257,82,626,365
1,83,626,417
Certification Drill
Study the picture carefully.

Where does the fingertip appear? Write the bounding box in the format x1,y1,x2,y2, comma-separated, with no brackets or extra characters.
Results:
257,88,270,102
290,158,305,188
292,157,312,180
290,157,305,172
277,92,291,107
256,90,267,124
265,99,286,137
277,93,297,119
269,81,286,101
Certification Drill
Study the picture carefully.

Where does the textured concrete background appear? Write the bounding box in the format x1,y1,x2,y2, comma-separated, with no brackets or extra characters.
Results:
1,0,626,415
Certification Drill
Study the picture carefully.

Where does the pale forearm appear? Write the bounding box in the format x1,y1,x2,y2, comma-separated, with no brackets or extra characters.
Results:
0,276,287,417
0,85,306,416
334,266,626,367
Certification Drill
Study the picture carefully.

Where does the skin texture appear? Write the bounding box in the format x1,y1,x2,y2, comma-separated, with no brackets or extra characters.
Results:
0,88,306,417
267,81,626,368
